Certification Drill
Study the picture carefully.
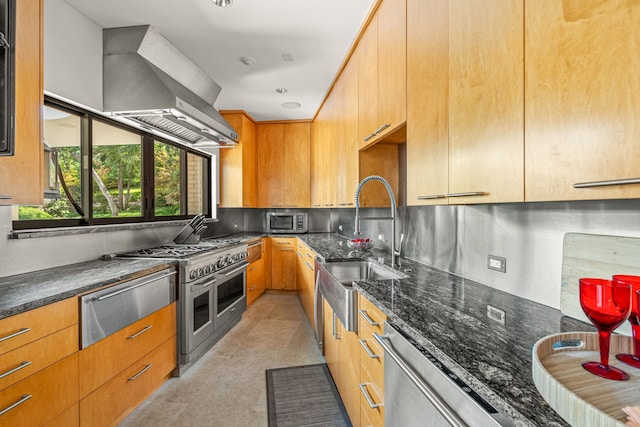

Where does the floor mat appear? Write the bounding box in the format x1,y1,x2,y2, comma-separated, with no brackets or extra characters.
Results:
266,363,352,427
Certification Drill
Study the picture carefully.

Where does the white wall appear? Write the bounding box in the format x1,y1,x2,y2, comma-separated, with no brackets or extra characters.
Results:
44,0,103,110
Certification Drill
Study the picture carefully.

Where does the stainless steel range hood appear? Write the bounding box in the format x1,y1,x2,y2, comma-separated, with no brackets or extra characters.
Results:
103,25,238,146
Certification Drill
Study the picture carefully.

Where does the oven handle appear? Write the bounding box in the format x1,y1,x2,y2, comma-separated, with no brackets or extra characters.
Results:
222,262,250,277
96,271,176,301
247,241,263,249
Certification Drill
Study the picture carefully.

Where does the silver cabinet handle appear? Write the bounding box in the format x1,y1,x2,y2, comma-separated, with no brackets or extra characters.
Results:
359,383,381,409
127,325,152,340
128,363,153,381
0,361,32,380
359,309,379,326
313,204,322,207
304,261,314,271
279,248,294,252
0,195,12,200
338,202,354,206
363,132,377,142
417,195,446,200
332,312,340,340
297,251,303,258
445,192,485,198
573,177,640,188
359,339,380,359
97,271,176,301
323,204,334,207
249,285,257,291
373,333,466,427
0,394,32,416
0,328,30,343
374,123,391,134
249,266,257,271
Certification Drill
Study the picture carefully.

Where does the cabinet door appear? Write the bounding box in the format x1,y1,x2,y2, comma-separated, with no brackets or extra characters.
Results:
525,0,640,201
448,0,524,204
376,0,406,140
323,299,340,381
406,0,449,205
0,0,43,205
311,93,337,208
220,112,257,208
337,328,361,427
357,13,379,148
283,122,311,207
257,124,284,207
335,56,359,208
270,238,297,290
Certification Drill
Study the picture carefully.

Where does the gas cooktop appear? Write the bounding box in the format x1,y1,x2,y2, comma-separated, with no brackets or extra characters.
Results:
117,239,243,259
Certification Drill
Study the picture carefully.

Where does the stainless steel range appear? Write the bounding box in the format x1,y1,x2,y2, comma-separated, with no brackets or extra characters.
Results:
118,238,249,375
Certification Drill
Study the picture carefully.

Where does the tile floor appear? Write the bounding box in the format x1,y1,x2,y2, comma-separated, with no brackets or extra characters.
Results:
119,292,325,427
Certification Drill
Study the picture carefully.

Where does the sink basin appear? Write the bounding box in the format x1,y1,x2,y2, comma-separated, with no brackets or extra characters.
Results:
324,260,407,284
316,260,406,333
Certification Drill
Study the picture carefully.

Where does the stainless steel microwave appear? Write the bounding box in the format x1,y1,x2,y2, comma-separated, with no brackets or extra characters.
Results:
266,212,308,234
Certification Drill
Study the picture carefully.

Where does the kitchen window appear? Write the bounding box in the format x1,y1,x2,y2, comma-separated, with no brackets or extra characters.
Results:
12,96,213,229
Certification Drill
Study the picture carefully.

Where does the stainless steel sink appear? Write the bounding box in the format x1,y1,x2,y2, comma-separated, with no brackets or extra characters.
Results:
316,260,407,332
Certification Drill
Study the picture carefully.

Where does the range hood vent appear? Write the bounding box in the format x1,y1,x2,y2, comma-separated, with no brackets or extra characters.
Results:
103,25,238,146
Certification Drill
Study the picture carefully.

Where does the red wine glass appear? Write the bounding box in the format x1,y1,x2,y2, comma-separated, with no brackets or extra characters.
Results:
579,278,632,380
614,275,640,368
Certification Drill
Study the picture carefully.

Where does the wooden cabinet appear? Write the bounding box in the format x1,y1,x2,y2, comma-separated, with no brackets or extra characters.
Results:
311,93,337,208
357,0,407,150
219,111,257,208
524,0,640,201
78,303,176,426
0,297,79,425
0,0,44,205
257,122,311,208
269,237,297,290
406,0,449,206
247,239,266,306
447,0,524,204
358,295,386,427
296,239,316,328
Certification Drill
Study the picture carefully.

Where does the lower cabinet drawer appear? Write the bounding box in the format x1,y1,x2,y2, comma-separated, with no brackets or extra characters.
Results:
0,353,79,426
45,403,79,427
0,324,78,392
359,365,384,427
79,303,176,397
80,335,176,427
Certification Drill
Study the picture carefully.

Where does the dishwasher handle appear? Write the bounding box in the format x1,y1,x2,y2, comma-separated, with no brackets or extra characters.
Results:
373,332,468,427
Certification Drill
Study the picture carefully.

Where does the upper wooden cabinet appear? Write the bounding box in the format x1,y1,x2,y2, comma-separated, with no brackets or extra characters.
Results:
447,0,524,204
257,122,310,208
311,92,337,208
0,0,43,205
219,112,257,208
357,0,407,150
406,0,449,206
525,0,640,201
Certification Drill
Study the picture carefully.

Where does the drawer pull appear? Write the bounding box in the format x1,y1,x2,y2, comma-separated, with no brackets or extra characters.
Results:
0,328,31,343
297,251,303,258
305,261,314,271
0,361,32,380
249,266,257,272
417,195,446,200
359,339,380,359
359,383,381,409
573,177,640,188
374,123,391,134
249,285,257,291
359,309,379,326
0,394,32,416
445,191,485,198
127,325,152,340
128,363,153,381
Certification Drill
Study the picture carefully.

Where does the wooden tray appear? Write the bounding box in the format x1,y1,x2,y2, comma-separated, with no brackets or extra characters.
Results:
532,332,640,427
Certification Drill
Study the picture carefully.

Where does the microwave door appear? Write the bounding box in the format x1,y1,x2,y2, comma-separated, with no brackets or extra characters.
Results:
270,215,293,231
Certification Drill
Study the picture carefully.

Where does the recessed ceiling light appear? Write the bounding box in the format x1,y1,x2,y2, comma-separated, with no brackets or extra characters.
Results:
240,56,255,66
281,102,301,109
212,0,232,7
282,53,294,62
275,88,288,94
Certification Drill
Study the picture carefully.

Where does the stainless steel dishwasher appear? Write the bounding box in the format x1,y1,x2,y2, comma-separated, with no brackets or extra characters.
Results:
374,322,515,427
80,268,176,348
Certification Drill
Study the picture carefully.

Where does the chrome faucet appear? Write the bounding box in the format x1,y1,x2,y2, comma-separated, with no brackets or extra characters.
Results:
354,175,403,268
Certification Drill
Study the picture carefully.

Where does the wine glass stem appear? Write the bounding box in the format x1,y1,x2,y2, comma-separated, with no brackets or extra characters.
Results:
632,323,640,357
598,330,611,367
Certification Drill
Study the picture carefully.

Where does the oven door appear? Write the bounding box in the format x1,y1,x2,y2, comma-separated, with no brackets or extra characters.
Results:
214,262,249,330
183,276,216,355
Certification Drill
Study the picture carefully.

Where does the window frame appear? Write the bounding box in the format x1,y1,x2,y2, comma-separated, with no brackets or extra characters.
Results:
12,96,213,230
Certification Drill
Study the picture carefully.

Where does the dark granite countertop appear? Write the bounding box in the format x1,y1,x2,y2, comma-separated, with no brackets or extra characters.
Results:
293,232,593,427
0,258,177,319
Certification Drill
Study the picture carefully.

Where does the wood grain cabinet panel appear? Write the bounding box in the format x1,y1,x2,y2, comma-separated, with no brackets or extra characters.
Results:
0,353,79,427
0,0,43,205
406,0,449,206
269,237,297,290
311,93,337,208
448,0,524,204
220,112,257,208
257,124,285,207
247,256,265,306
525,0,640,201
78,302,176,398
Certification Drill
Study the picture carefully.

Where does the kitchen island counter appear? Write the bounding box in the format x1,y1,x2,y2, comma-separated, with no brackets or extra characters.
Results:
295,232,592,427
0,258,176,319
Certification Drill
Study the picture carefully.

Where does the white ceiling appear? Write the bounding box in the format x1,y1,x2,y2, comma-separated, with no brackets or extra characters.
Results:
62,0,376,122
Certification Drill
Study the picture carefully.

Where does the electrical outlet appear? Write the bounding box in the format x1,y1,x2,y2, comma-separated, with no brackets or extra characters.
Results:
487,255,506,273
487,305,506,325
378,234,384,241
